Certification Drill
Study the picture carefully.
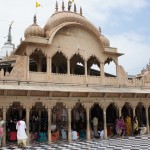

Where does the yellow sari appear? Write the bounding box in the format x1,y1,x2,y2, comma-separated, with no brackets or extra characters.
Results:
125,116,132,136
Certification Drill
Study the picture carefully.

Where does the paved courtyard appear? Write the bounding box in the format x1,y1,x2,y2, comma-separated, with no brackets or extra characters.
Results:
0,135,150,150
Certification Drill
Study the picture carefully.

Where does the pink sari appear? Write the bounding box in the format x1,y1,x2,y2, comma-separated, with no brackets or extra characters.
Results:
0,127,4,137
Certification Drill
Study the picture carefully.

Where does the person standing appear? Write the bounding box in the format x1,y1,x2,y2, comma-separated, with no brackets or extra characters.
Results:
0,116,4,147
16,118,28,149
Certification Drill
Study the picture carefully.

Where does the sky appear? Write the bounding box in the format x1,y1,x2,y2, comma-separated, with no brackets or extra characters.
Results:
0,0,150,75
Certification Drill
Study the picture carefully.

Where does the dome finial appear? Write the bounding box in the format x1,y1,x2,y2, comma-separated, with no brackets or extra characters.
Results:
55,1,58,12
62,0,65,11
74,3,76,13
80,6,82,15
33,15,37,24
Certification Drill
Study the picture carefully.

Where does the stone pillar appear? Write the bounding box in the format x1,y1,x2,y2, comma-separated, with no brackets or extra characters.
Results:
103,107,107,139
2,107,6,146
68,107,72,143
48,107,52,144
100,62,104,84
56,66,59,73
145,106,149,134
132,107,136,117
119,107,122,118
26,107,30,144
86,107,90,141
84,60,87,83
67,58,70,75
49,57,52,74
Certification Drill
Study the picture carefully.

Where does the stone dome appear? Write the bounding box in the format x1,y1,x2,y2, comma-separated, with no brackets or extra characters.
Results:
44,11,101,38
24,15,44,38
100,35,110,47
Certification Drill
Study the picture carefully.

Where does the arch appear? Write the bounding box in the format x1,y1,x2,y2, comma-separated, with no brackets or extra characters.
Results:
6,102,25,143
30,102,48,143
122,102,133,119
106,103,118,136
70,53,85,75
90,103,103,137
87,55,100,76
135,103,146,127
104,57,117,77
52,102,68,141
72,102,86,139
52,51,67,74
29,49,47,72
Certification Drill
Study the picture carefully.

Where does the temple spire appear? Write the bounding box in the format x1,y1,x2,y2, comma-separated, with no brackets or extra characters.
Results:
55,1,58,12
99,26,101,34
7,21,13,44
80,6,82,15
74,3,76,13
62,0,65,11
68,1,72,11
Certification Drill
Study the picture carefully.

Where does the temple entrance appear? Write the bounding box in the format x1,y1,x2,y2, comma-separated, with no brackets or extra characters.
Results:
90,103,103,138
106,103,118,137
6,102,25,143
122,103,133,136
51,102,67,142
30,102,48,143
136,103,146,127
72,103,86,140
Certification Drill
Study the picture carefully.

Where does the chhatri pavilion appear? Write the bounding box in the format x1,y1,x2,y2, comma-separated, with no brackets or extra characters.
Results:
0,1,150,146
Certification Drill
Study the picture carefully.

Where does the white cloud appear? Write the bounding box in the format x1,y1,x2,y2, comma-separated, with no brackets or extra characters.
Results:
109,32,150,75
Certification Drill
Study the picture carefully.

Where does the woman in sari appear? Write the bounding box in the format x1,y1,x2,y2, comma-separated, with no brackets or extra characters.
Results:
133,116,139,135
125,115,132,136
119,116,126,137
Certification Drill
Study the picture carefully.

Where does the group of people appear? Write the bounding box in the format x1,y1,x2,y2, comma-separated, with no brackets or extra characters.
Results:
115,115,147,137
0,116,27,149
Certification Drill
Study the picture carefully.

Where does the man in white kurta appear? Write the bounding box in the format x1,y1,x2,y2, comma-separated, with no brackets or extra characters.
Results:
16,120,28,148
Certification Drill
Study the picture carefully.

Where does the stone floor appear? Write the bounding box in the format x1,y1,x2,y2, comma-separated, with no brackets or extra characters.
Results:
0,135,150,150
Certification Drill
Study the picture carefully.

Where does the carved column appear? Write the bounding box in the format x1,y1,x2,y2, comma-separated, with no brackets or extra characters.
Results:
26,107,30,144
2,107,6,146
84,60,87,83
26,55,29,80
68,107,72,143
132,107,136,117
86,106,90,141
48,107,52,144
49,57,52,74
145,106,149,134
103,107,107,139
47,57,50,80
67,58,70,75
100,62,104,84
119,107,122,118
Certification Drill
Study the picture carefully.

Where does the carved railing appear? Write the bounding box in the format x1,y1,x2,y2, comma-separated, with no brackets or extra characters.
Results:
87,75,101,84
29,72,47,82
104,77,118,86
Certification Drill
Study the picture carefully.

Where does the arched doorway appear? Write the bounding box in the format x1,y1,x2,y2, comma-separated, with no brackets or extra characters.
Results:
90,103,103,138
72,102,86,139
52,51,67,74
6,102,25,143
30,102,48,143
122,102,133,136
29,49,47,72
136,103,146,127
70,54,85,75
106,103,118,136
87,56,100,76
104,57,117,77
51,102,67,142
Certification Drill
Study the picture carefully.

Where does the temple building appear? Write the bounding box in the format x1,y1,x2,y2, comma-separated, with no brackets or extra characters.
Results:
0,1,150,146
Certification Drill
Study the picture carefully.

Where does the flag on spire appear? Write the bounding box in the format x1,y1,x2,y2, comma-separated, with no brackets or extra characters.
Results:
36,2,41,8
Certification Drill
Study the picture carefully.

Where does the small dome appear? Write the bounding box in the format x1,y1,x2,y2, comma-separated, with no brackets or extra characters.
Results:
24,15,44,38
100,35,110,47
